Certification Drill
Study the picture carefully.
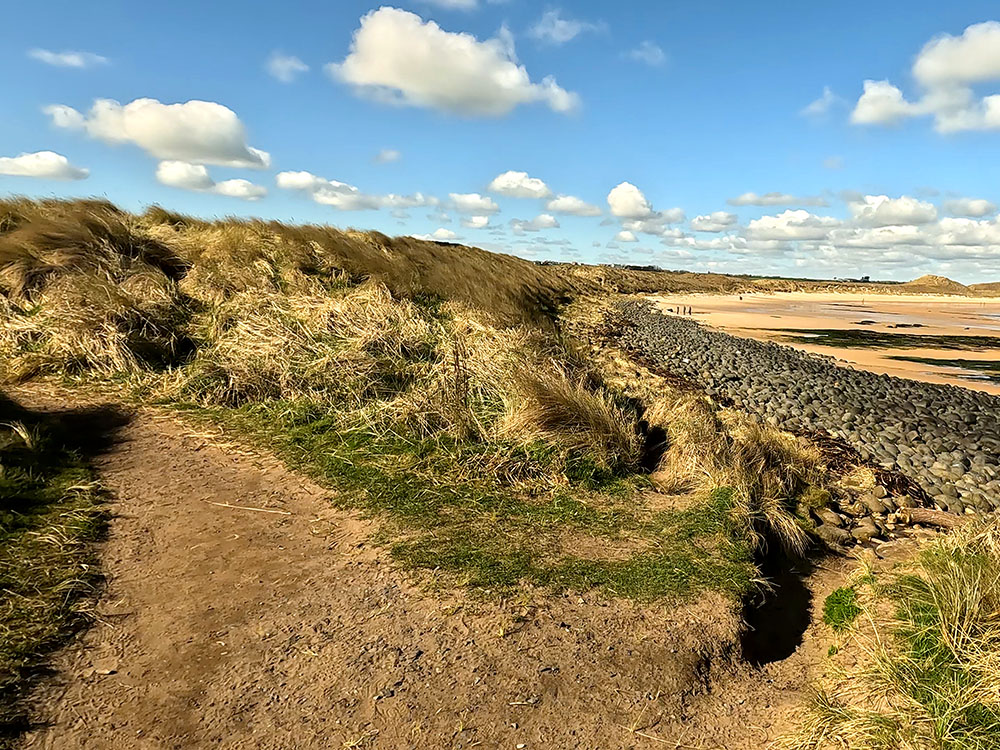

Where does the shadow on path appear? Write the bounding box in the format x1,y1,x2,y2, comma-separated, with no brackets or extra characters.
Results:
1,394,133,463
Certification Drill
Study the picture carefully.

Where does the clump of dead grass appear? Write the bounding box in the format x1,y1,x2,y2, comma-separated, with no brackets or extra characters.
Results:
649,394,819,555
162,282,439,407
782,519,1000,750
365,307,642,472
0,270,190,382
0,201,193,383
501,366,640,472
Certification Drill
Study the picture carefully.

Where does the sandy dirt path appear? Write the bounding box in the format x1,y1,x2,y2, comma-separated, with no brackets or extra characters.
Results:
17,391,796,750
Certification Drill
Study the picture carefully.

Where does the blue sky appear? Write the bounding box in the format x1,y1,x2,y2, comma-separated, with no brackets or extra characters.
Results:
4,1,1000,282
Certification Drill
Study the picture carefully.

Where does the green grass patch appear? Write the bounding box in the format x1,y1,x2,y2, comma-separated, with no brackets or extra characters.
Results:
172,400,757,601
822,586,861,632
888,355,1000,383
777,328,1000,351
0,399,105,747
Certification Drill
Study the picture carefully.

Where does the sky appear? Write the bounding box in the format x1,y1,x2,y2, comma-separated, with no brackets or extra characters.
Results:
3,1,1000,282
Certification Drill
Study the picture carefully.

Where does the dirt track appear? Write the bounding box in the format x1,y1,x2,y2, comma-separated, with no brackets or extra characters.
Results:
16,391,838,749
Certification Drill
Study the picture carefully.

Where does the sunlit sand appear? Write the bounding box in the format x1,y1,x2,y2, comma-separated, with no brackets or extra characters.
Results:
649,292,1000,395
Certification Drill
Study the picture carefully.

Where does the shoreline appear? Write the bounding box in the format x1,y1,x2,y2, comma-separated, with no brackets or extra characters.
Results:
647,291,1000,396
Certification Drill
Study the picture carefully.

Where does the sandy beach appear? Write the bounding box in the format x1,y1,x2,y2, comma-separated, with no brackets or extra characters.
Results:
648,292,1000,395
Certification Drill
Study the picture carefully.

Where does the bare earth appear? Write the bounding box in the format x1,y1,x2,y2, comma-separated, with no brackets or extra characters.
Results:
651,292,1000,395
13,388,849,750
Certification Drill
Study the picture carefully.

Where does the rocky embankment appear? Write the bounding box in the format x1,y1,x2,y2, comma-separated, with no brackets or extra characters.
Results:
615,301,1000,521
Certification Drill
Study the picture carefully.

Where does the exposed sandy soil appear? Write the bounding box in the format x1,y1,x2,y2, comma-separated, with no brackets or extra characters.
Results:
650,292,1000,395
12,387,844,750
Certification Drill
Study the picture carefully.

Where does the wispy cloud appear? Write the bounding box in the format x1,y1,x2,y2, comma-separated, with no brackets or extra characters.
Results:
625,41,666,67
28,48,108,68
801,86,842,116
529,10,605,45
266,52,309,83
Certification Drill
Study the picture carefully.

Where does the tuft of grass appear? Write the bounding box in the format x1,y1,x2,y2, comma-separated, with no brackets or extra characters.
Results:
649,394,819,556
0,398,105,746
822,587,861,633
501,367,641,473
782,519,1000,750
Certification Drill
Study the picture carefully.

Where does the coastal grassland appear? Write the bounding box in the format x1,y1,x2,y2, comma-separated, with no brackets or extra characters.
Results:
0,398,105,746
0,197,830,602
782,520,1000,750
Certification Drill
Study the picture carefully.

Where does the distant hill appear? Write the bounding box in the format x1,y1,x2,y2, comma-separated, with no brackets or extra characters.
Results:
899,275,969,295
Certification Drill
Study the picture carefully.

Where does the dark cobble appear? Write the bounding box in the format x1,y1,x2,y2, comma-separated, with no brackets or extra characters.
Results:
615,301,1000,512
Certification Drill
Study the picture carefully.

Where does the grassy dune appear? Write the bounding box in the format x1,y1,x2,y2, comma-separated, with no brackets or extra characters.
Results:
0,197,827,599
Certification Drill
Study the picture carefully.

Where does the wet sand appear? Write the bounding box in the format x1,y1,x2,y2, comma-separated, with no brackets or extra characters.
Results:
648,292,1000,396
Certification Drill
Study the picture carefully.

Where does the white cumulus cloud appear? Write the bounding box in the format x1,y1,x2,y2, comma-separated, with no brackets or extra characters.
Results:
28,49,108,68
545,195,601,216
913,21,1000,87
266,52,309,83
413,227,462,241
487,170,551,198
462,215,490,229
156,161,266,200
0,151,89,180
326,7,579,117
943,197,997,218
277,170,438,210
690,212,738,233
510,214,560,234
608,182,685,237
851,22,1000,134
746,210,842,241
45,98,270,168
214,179,269,200
848,195,938,227
615,230,639,242
851,80,918,126
449,192,500,214
608,182,653,219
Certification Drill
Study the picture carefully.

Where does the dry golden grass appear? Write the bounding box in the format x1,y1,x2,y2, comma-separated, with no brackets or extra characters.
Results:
649,394,818,555
162,282,440,407
501,366,641,472
1,197,836,550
